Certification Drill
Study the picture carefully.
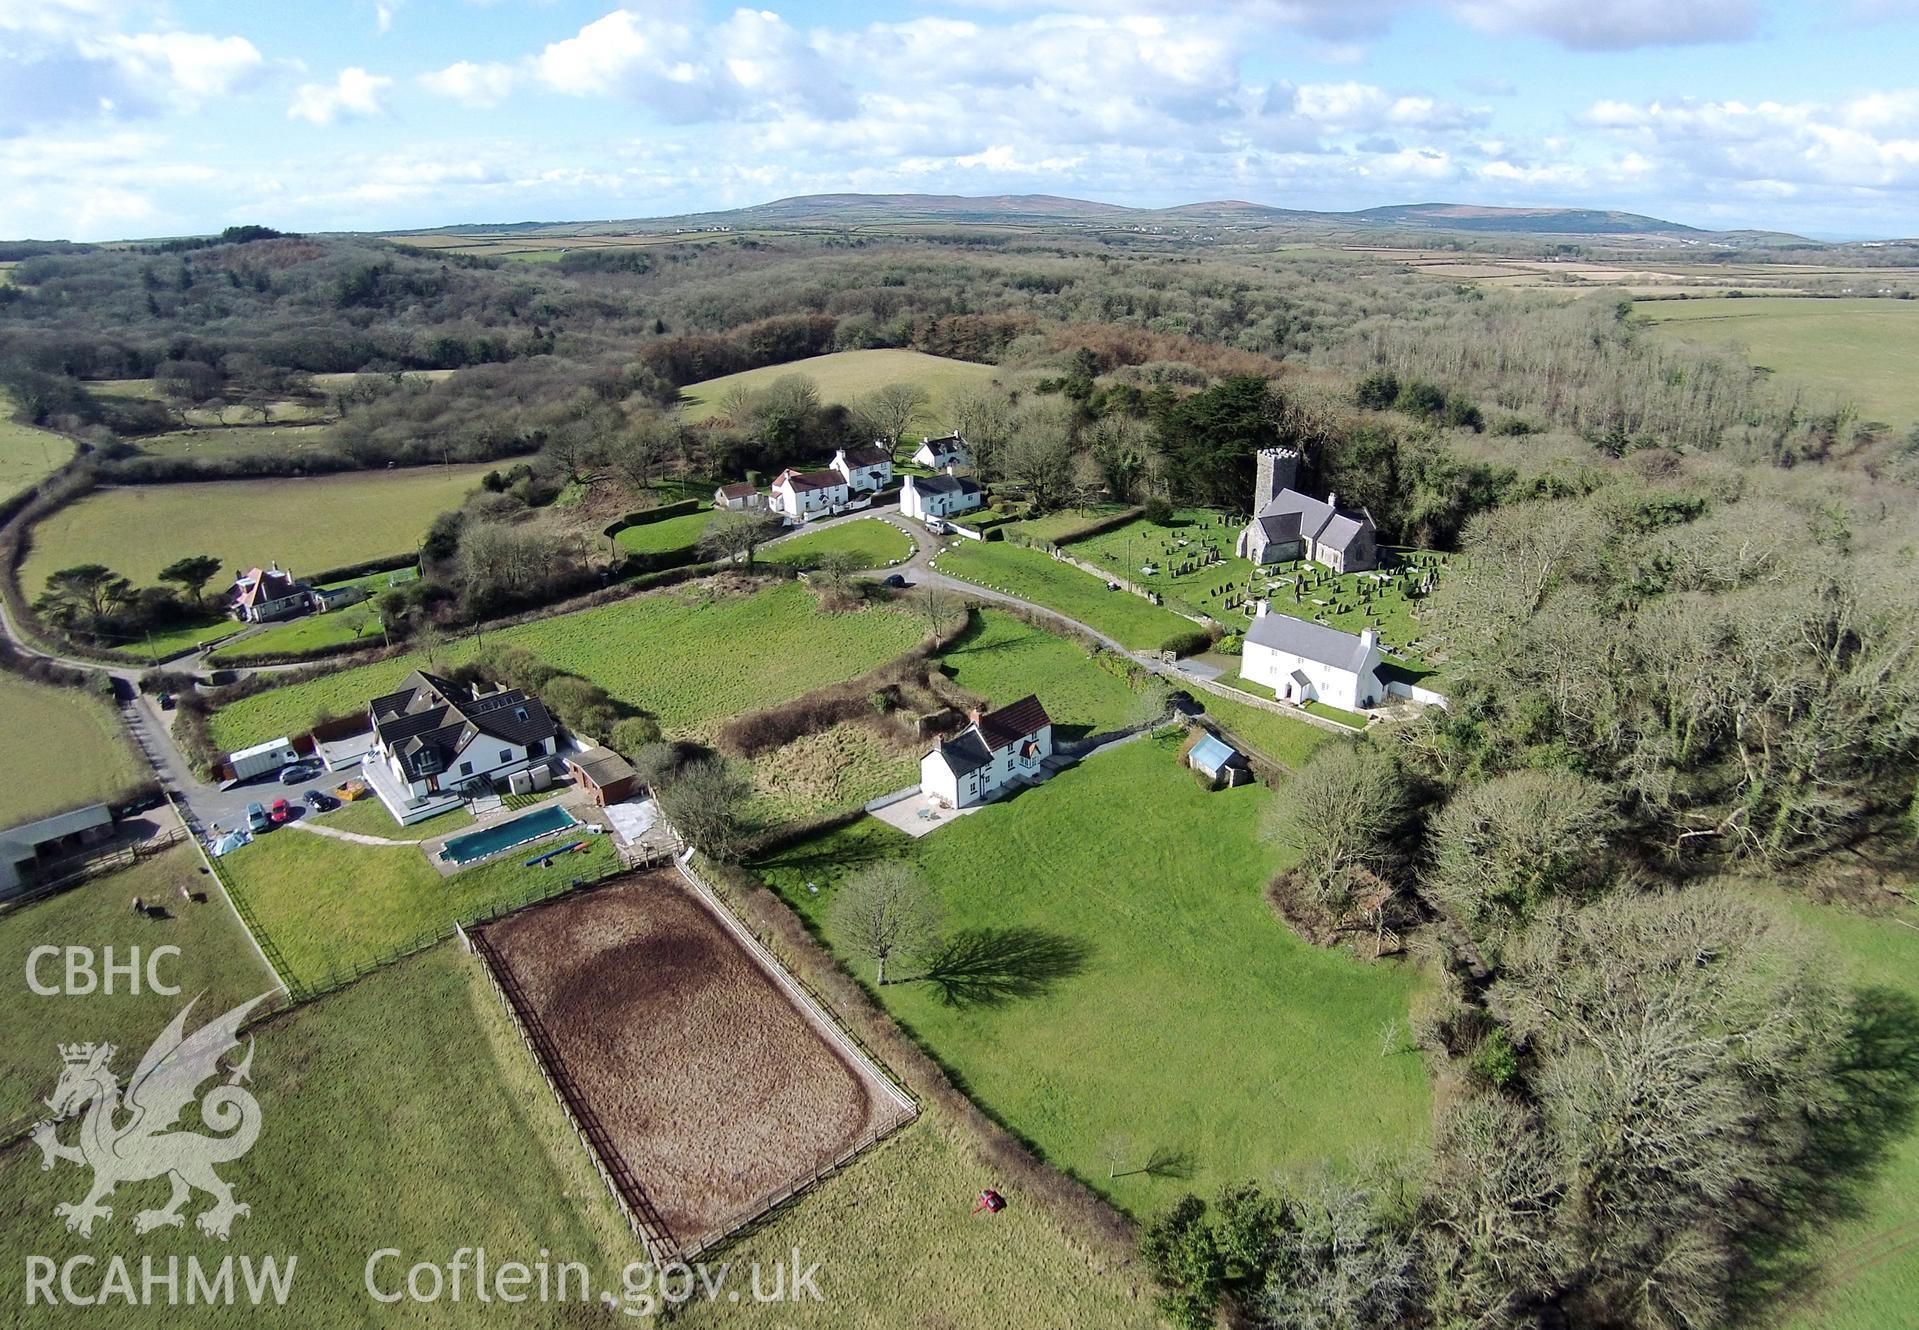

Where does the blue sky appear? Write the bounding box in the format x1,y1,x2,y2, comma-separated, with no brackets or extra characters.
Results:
3,1,1917,240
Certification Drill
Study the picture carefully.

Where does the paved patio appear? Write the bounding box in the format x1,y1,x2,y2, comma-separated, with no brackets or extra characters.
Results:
869,788,987,839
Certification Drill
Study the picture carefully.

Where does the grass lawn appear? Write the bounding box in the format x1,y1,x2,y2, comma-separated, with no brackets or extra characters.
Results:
1061,506,1253,620
682,1111,1160,1330
0,942,638,1328
0,672,145,825
0,390,75,501
765,518,915,570
1188,687,1338,771
1640,296,1919,427
755,734,1433,1215
936,540,1200,653
19,463,492,592
210,603,384,662
746,721,921,827
217,820,620,990
1303,699,1370,729
614,502,713,556
131,422,338,459
0,845,277,1122
120,613,241,661
315,796,473,842
210,581,924,751
678,349,998,424
1767,888,1919,1330
937,609,1146,737
999,503,1134,544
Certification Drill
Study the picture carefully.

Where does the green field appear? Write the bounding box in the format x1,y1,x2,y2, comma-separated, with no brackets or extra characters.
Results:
1000,503,1135,544
316,797,473,842
0,845,277,1121
938,609,1146,737
218,820,619,990
0,942,638,1328
19,464,491,594
209,581,925,751
613,503,713,556
210,603,383,662
1640,296,1919,427
133,422,338,459
935,539,1200,652
684,1112,1159,1330
679,349,999,425
1771,889,1919,1330
756,735,1433,1214
0,671,145,825
1186,687,1337,771
0,391,75,501
765,518,915,570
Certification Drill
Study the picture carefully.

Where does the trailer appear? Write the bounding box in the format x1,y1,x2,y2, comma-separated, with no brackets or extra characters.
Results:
227,737,301,782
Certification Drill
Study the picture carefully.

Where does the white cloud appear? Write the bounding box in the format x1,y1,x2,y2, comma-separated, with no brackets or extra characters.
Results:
94,32,265,102
288,68,392,126
419,60,517,108
0,5,268,131
1452,0,1759,50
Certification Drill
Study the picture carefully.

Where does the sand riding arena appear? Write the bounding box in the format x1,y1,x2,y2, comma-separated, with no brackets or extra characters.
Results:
467,869,915,1261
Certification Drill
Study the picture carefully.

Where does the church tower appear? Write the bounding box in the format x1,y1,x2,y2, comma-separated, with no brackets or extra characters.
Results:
1252,447,1300,513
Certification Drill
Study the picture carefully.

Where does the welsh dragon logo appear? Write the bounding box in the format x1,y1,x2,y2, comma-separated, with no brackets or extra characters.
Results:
32,993,273,1241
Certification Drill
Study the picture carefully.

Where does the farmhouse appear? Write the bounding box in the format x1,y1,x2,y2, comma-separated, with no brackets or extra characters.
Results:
1235,448,1379,573
713,482,765,510
365,670,560,823
831,444,894,493
1241,605,1384,712
900,472,983,523
771,468,851,521
912,433,971,470
227,565,310,623
920,694,1054,809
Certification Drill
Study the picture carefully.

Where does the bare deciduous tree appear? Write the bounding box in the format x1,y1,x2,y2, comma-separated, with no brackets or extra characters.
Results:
656,757,755,864
829,862,945,985
1262,744,1410,909
858,382,930,456
699,507,786,568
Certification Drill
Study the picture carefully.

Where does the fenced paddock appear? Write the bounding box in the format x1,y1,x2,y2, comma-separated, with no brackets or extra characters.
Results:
467,871,915,1261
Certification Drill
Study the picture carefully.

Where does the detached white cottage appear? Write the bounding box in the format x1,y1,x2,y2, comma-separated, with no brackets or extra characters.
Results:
830,444,894,493
900,472,983,523
366,670,560,823
1241,607,1384,712
920,695,1053,809
912,433,970,470
771,468,851,520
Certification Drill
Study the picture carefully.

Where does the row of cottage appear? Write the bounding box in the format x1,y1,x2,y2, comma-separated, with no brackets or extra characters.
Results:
715,432,986,526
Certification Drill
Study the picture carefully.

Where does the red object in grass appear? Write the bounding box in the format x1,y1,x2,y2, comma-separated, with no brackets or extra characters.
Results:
972,1189,1006,1215
270,799,291,823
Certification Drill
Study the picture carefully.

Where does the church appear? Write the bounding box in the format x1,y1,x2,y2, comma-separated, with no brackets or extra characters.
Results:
1234,448,1380,574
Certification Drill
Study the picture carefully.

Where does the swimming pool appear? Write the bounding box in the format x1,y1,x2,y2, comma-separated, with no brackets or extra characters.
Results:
440,805,579,866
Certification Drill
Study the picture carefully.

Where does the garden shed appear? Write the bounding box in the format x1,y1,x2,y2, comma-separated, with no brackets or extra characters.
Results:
1186,732,1251,789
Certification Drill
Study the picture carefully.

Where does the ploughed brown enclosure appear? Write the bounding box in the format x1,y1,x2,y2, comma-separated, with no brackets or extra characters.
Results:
475,872,908,1252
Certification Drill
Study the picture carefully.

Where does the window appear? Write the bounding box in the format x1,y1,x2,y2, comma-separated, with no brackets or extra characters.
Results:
498,749,511,764
459,762,472,776
527,740,545,758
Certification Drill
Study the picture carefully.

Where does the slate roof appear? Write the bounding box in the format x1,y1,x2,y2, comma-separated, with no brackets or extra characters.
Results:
1244,614,1380,676
780,469,845,492
570,745,637,788
839,444,892,468
912,473,981,499
1251,489,1372,554
370,670,558,779
917,433,969,463
934,729,995,776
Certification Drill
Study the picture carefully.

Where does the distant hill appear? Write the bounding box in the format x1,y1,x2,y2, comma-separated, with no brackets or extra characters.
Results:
396,192,1810,244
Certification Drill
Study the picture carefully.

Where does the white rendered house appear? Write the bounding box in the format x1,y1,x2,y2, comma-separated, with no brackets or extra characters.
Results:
366,670,559,823
1240,606,1384,711
830,444,894,493
912,433,971,470
900,471,983,523
770,468,851,520
919,695,1053,809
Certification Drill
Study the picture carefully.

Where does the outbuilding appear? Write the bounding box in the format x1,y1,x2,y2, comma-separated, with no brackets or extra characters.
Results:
566,746,642,806
1185,732,1251,788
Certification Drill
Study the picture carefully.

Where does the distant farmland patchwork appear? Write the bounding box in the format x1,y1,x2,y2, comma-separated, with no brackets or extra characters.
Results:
1639,296,1919,427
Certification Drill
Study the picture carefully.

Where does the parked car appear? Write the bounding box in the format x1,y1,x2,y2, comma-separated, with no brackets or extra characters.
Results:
302,789,337,813
279,760,321,785
245,802,271,833
881,573,908,588
269,798,291,824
